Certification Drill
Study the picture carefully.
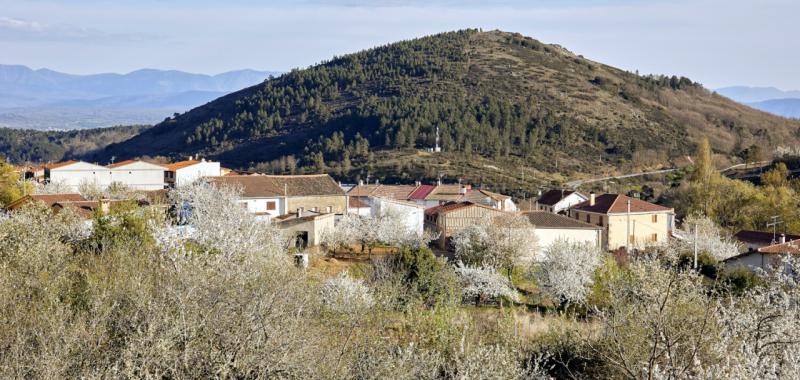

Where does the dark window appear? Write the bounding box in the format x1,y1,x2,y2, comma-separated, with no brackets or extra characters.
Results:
266,201,276,211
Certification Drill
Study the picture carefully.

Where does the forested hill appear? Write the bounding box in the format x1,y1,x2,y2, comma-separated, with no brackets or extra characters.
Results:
92,29,800,187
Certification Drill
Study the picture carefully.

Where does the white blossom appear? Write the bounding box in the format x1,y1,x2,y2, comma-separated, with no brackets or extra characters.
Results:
532,238,603,305
164,181,285,261
675,213,741,261
454,264,518,304
451,214,538,269
320,272,375,313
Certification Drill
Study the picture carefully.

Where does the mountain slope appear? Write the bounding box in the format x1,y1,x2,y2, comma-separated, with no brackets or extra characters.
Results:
93,30,800,188
716,86,800,103
0,65,280,129
748,98,800,119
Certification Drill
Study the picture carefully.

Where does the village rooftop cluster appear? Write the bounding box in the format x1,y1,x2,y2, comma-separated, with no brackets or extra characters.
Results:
5,158,791,275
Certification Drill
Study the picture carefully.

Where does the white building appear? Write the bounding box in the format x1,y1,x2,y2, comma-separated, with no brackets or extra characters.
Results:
108,160,166,190
535,189,588,214
724,237,800,276
348,196,371,216
207,174,348,221
165,159,222,187
522,211,603,261
371,196,426,236
46,160,113,191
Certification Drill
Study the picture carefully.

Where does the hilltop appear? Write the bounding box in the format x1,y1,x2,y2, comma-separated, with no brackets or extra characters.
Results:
83,30,800,192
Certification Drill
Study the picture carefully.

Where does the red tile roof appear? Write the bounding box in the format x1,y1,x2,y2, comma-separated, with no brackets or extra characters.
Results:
571,194,672,214
372,185,417,199
45,160,80,170
164,160,200,171
6,193,88,210
208,174,345,197
758,239,800,255
348,196,369,209
408,184,435,200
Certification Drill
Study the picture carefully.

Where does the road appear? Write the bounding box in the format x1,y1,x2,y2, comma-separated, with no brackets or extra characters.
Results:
565,160,772,189
566,168,679,189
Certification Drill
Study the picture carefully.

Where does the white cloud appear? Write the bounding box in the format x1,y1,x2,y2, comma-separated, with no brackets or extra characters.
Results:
0,16,156,43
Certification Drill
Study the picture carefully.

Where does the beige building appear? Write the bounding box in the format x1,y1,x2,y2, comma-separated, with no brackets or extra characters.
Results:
569,193,674,251
424,201,508,249
273,210,336,248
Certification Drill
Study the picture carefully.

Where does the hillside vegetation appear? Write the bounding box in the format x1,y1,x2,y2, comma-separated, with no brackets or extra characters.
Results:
80,29,800,189
0,125,148,164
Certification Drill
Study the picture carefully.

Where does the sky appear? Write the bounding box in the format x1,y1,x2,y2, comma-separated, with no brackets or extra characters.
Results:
0,0,798,89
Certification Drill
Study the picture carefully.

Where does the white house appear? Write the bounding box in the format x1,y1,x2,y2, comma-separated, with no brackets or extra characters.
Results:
165,159,222,187
371,196,426,236
724,237,800,276
523,211,603,261
108,160,166,190
536,189,588,214
348,196,371,216
46,160,113,191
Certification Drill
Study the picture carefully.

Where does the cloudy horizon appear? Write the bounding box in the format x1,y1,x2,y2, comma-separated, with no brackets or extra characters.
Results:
1,0,798,90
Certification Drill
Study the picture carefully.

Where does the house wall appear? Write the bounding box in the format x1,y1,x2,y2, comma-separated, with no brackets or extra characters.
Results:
724,252,796,275
570,210,672,250
110,162,165,190
348,206,371,216
534,228,602,260
49,162,113,191
502,198,518,212
279,213,336,247
238,197,284,219
286,195,347,215
172,162,221,186
553,193,588,214
371,198,425,236
428,206,507,249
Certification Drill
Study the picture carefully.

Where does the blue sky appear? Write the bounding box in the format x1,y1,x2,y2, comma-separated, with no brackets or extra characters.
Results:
1,0,798,89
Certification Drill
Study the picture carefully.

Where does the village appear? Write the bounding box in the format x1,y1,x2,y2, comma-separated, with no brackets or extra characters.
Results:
4,156,792,278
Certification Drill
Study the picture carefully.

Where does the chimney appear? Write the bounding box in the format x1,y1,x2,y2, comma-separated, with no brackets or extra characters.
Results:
465,184,471,190
460,186,467,195
589,192,596,206
296,207,303,217
358,179,364,186
781,234,787,244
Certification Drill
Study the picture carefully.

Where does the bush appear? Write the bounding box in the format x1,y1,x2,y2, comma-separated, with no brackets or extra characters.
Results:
677,251,719,279
718,267,765,295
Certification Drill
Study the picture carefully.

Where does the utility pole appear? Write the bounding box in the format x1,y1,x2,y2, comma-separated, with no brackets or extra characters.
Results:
693,225,699,270
626,199,631,253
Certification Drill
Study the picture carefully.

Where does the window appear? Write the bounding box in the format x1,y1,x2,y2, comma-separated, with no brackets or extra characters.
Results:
266,201,276,211
652,215,658,223
241,202,248,209
586,214,590,223
599,217,604,227
651,233,658,242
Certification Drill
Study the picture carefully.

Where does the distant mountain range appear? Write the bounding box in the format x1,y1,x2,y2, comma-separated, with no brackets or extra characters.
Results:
716,86,800,118
0,65,280,129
